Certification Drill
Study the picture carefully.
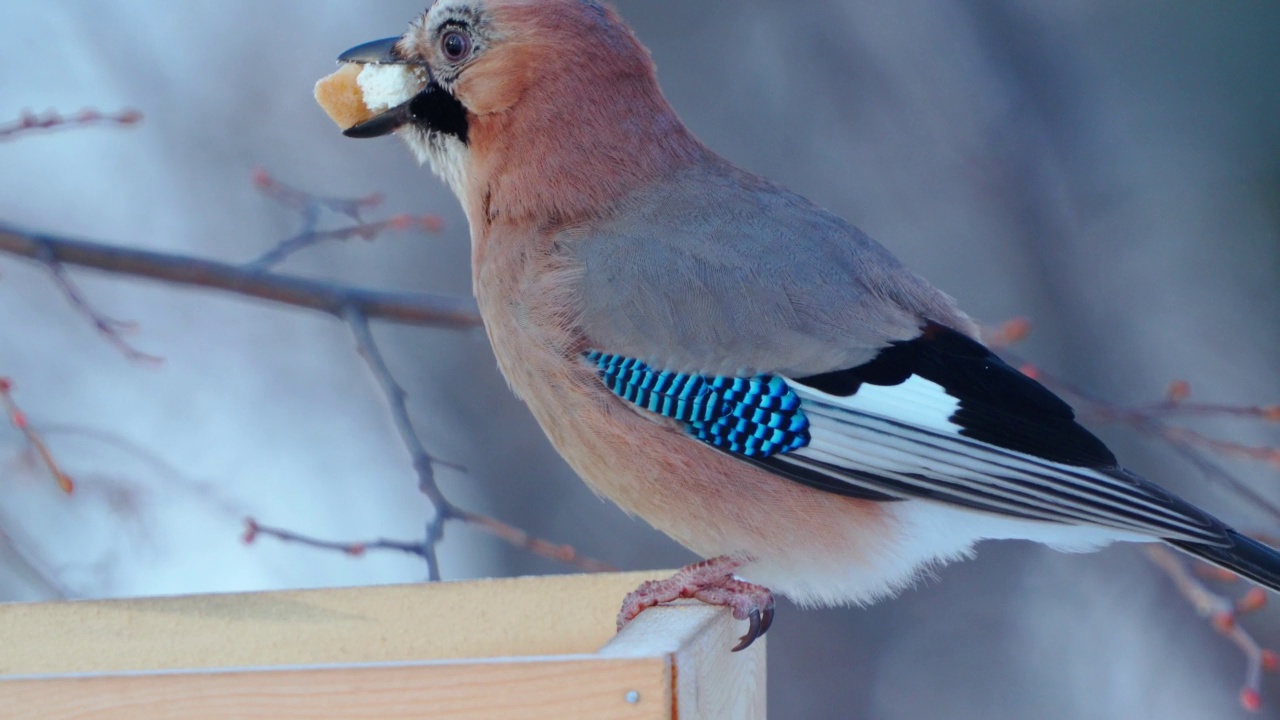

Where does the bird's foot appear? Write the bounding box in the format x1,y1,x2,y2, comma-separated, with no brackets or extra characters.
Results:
617,556,775,651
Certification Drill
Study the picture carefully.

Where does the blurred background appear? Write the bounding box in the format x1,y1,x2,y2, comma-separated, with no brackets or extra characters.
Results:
2,1,1279,717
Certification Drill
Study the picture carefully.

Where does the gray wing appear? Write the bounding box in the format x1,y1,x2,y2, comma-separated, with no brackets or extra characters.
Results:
566,159,1245,554
567,160,977,377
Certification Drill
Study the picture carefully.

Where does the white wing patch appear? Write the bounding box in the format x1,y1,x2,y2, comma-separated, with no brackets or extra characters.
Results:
806,374,961,433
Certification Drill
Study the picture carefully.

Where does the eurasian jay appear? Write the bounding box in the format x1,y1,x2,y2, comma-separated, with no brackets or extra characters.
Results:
335,0,1280,649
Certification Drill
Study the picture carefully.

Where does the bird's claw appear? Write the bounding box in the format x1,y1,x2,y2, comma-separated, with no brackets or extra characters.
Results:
733,608,764,652
729,593,775,651
760,603,775,635
617,557,776,651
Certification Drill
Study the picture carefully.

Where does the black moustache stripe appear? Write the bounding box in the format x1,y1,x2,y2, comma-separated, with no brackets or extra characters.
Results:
410,83,469,144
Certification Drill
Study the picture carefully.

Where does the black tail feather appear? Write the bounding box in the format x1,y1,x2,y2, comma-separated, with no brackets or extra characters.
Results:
1168,530,1280,592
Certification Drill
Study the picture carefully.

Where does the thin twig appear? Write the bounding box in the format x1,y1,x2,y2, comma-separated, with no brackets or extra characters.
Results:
245,215,444,271
1147,425,1280,466
453,508,617,572
343,305,453,581
243,517,433,560
32,243,162,363
980,316,1032,349
251,167,383,221
244,510,617,575
0,108,141,141
0,224,482,329
0,378,72,494
1146,545,1238,620
1157,439,1280,528
245,169,444,270
1146,545,1276,711
0,524,73,599
1130,402,1280,423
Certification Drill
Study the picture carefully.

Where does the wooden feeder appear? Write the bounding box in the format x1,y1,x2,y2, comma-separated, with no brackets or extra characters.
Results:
0,571,766,719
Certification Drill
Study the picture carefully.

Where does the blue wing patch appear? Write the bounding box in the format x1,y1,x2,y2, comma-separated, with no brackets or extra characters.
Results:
584,351,810,458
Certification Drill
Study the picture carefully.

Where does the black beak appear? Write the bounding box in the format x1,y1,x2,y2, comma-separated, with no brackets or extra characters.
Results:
336,37,423,139
338,37,406,65
343,104,414,139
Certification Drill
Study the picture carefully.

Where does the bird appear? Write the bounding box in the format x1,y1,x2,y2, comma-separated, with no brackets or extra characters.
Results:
334,0,1280,650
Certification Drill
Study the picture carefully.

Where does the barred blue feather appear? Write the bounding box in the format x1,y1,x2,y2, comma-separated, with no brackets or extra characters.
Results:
584,351,810,458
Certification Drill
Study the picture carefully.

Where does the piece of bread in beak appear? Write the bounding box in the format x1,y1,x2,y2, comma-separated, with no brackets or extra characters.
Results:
314,64,370,130
314,63,428,131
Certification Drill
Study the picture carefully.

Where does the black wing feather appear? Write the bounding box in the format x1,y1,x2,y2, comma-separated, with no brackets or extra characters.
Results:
798,322,1116,467
787,323,1229,543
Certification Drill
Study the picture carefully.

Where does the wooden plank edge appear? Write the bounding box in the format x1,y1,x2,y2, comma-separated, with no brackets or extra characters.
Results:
0,655,671,720
601,601,767,720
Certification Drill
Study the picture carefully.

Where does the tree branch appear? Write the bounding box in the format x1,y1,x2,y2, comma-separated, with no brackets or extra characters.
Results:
0,223,482,329
344,305,453,581
0,192,616,584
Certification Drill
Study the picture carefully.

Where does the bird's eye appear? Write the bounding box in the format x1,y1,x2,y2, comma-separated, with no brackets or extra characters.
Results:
441,30,472,62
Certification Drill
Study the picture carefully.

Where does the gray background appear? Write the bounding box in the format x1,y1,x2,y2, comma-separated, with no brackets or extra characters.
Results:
2,2,1279,718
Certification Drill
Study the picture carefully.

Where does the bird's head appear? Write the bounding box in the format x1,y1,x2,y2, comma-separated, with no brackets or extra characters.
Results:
338,0,705,225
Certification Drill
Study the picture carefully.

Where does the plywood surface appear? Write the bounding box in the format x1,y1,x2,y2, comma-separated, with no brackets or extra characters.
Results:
0,571,664,674
0,657,671,720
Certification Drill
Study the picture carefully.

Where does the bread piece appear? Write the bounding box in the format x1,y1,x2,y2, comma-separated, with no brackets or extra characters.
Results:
314,64,371,130
315,63,430,131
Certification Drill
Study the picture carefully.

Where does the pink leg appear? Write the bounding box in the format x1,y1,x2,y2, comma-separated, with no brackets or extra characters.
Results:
617,556,776,651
